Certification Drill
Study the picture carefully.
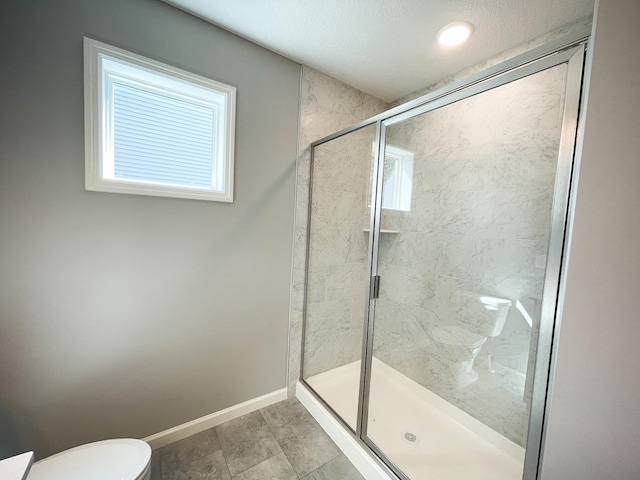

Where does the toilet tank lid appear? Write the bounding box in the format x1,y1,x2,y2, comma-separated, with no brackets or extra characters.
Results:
28,439,151,480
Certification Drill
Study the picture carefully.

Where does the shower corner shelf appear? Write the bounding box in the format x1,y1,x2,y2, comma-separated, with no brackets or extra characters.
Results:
363,228,400,234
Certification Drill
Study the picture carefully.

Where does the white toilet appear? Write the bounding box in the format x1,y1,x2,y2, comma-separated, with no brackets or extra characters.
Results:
430,324,488,387
430,295,512,387
28,439,151,480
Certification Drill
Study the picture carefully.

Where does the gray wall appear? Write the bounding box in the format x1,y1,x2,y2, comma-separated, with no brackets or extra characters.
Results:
0,0,300,459
541,0,640,478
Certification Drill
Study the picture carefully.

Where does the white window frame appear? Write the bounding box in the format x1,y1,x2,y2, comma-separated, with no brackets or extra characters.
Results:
83,37,236,202
382,145,413,212
370,143,414,212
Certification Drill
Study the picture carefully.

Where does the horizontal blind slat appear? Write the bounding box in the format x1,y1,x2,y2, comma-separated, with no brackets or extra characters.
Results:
112,82,216,188
113,82,217,116
113,120,214,148
114,132,214,156
113,102,216,133
113,150,213,174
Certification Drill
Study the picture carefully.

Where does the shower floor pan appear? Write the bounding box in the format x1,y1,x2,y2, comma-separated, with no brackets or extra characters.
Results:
306,358,524,480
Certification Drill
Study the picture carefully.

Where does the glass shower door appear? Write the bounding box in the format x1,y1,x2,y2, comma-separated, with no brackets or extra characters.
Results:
364,62,575,479
301,123,377,430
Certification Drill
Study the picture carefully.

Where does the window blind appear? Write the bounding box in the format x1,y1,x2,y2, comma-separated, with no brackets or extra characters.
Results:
112,81,216,189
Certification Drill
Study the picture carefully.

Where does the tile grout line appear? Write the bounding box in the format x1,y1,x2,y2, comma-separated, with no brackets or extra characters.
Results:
157,428,225,479
259,401,344,479
219,447,233,480
230,452,285,480
157,450,163,480
256,408,299,478
212,428,233,480
157,400,357,480
300,449,343,480
222,409,286,479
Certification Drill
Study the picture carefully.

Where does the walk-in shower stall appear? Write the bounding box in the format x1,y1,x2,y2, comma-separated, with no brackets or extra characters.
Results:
299,36,587,480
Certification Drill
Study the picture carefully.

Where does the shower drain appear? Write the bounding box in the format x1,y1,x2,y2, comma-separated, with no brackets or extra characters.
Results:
402,431,421,445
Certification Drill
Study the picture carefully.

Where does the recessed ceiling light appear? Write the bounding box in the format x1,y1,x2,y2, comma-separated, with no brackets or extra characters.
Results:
437,21,474,47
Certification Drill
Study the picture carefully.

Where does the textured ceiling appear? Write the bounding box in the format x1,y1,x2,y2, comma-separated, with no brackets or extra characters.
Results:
164,0,594,102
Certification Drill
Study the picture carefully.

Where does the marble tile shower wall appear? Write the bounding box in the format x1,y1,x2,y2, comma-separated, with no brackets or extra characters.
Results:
288,67,388,392
373,66,568,446
290,33,578,445
303,127,375,377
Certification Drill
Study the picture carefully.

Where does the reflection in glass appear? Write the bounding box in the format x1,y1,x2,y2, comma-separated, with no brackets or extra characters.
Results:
302,123,377,430
366,64,569,479
382,145,414,211
299,54,581,480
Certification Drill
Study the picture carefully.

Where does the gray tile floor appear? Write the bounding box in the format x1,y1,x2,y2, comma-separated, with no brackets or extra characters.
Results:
150,398,365,480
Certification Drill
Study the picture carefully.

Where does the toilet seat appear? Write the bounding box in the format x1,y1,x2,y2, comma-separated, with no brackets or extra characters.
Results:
431,325,486,349
28,439,151,480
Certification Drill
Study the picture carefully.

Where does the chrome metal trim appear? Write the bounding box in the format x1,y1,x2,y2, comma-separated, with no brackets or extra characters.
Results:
357,121,387,437
364,436,411,480
536,34,593,477
383,45,581,128
523,44,587,480
298,143,315,383
285,64,305,390
362,116,411,480
300,36,588,480
300,377,401,479
359,45,587,480
303,122,381,435
310,31,589,149
370,275,381,299
301,379,358,436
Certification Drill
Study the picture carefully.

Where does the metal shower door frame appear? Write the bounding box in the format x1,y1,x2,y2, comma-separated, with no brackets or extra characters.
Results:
301,34,588,480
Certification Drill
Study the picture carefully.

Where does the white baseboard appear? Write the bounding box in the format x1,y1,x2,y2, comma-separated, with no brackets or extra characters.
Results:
296,381,395,480
144,388,288,449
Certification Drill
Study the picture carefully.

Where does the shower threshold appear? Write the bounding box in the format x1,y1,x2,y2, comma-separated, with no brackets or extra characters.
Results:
303,358,524,480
